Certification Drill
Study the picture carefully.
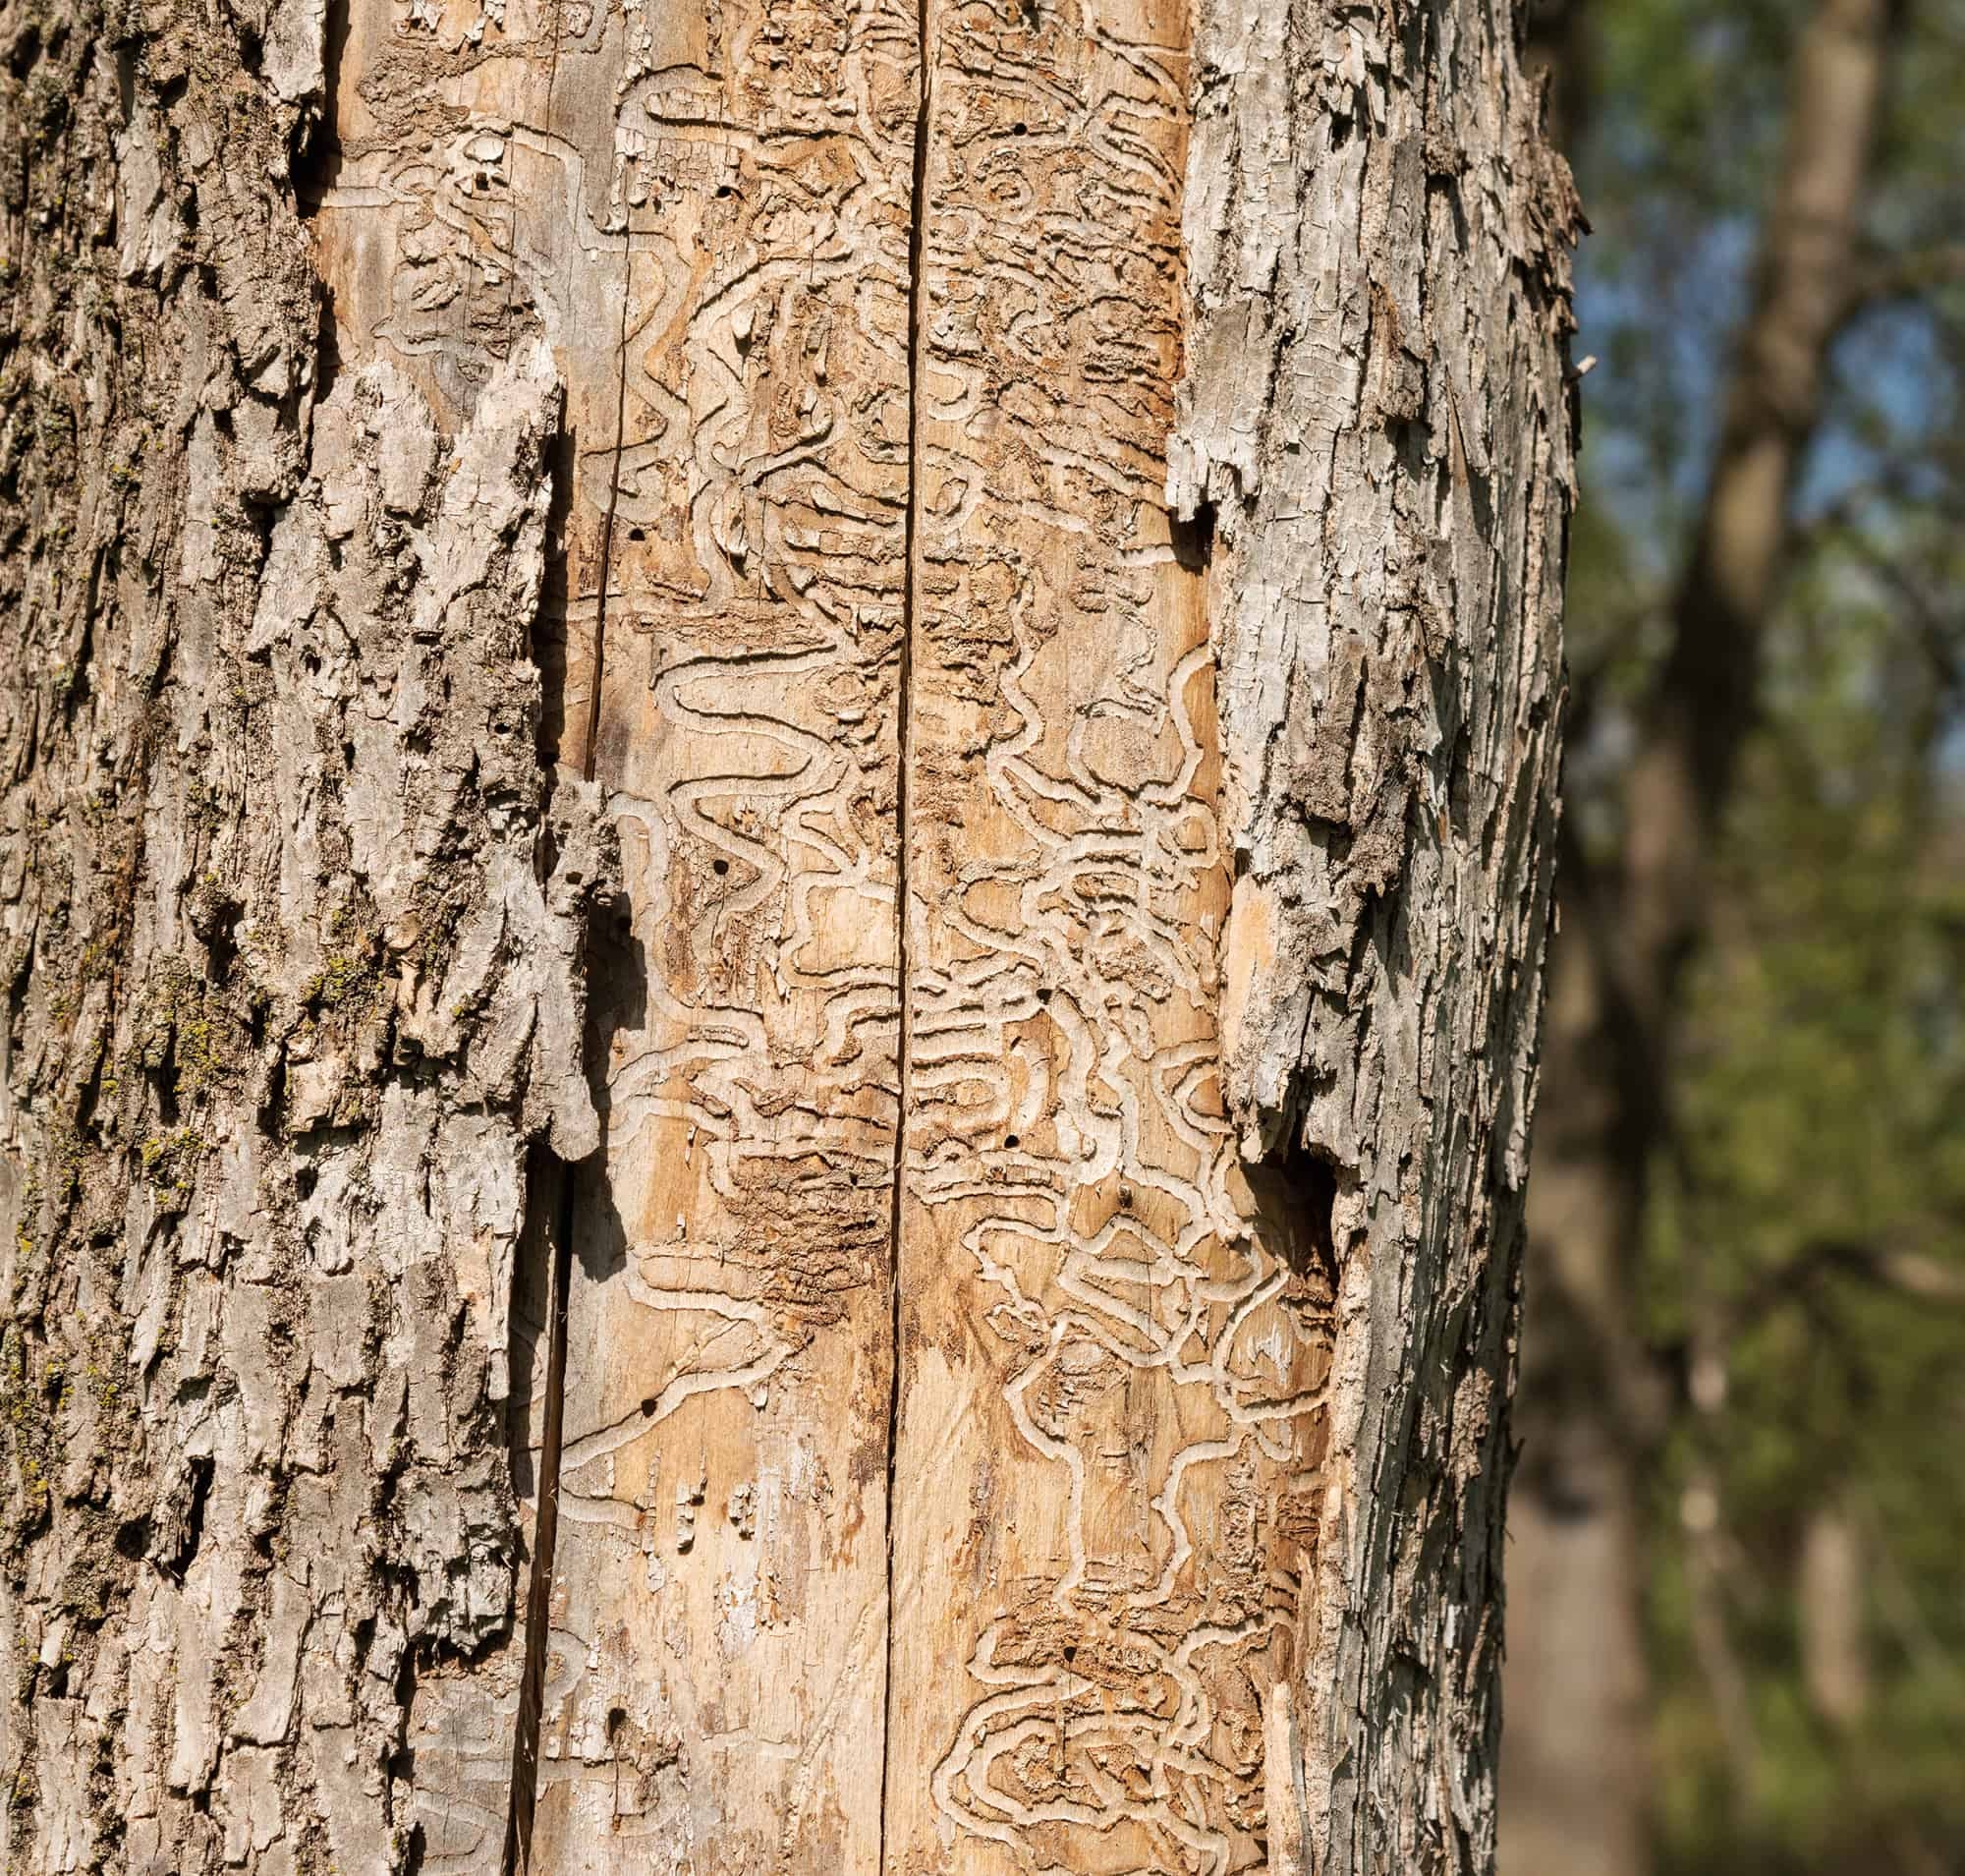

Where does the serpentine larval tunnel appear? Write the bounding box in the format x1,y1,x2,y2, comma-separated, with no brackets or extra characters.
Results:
308,0,1332,1865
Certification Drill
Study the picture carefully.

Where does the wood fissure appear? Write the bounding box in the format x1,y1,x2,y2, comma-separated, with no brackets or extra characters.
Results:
501,1153,573,1876
578,249,636,798
499,32,581,1863
500,35,639,1868
877,0,933,1857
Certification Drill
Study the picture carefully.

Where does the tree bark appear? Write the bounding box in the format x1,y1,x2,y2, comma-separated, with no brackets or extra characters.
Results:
0,0,1573,1871
1500,1,1902,1868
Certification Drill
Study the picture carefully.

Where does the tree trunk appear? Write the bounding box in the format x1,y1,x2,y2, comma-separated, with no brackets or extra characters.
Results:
0,0,1573,1871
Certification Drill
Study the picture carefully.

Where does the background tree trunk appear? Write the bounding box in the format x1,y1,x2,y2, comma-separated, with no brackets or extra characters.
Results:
0,1,1572,1872
1500,1,1902,1868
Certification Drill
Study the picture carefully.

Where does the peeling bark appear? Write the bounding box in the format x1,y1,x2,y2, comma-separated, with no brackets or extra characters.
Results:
0,0,1572,1870
1171,4,1575,1866
0,6,610,1863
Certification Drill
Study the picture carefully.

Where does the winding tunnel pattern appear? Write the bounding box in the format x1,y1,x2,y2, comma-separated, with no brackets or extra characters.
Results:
314,0,916,1860
882,1,1330,1869
307,0,1333,1865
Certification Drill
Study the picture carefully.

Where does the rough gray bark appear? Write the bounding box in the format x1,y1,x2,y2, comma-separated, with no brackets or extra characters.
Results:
1170,4,1576,1867
0,15,612,1860
0,0,1573,1871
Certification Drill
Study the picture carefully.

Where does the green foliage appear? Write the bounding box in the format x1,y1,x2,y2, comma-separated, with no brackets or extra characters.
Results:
1562,0,1965,1867
1650,613,1965,1870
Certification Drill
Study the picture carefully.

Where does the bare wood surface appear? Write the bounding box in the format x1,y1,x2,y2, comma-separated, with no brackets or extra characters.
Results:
883,0,1332,1868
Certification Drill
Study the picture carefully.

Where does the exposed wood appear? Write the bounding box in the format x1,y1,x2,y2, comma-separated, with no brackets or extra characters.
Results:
528,0,915,1849
308,0,917,1861
883,0,1334,1867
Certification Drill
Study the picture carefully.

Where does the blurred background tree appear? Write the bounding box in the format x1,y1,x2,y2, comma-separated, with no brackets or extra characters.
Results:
1502,0,1965,1872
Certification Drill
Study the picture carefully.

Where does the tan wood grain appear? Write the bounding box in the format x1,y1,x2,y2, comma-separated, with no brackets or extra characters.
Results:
309,0,915,1860
288,0,1569,1867
881,1,1333,1866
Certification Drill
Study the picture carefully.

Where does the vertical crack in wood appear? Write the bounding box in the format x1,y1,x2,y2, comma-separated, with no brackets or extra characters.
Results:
879,0,933,1861
502,215,634,1876
501,1152,573,1876
579,252,635,786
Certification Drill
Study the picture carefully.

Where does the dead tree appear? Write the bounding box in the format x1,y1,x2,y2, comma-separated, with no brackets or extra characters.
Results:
0,0,1574,1868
